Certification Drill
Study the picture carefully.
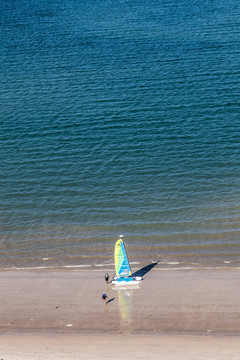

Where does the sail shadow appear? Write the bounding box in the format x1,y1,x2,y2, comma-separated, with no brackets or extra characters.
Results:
132,261,159,278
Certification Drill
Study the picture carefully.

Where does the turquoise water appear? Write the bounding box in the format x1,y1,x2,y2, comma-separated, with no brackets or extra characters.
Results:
1,0,240,269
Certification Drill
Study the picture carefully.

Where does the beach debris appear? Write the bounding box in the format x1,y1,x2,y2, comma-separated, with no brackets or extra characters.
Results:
66,324,73,327
104,273,109,283
102,292,108,303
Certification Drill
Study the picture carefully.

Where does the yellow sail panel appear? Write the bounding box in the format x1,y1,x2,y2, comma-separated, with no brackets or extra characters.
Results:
114,238,132,278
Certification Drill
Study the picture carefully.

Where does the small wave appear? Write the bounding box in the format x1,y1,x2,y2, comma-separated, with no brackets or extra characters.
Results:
2,264,93,271
94,263,114,267
161,261,180,265
63,264,93,268
4,266,59,271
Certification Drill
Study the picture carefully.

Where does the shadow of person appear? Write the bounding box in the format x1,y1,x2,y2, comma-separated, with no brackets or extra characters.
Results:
106,297,115,304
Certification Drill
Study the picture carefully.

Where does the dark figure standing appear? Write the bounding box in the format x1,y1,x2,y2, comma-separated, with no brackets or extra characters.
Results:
102,292,108,304
104,273,109,283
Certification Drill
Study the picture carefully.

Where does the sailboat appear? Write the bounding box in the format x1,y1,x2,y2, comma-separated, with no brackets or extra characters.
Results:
111,235,142,286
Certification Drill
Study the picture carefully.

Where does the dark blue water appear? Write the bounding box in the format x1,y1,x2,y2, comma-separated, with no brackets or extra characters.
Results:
1,0,240,269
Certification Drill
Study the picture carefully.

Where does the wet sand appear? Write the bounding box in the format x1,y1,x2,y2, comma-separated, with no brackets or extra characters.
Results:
0,266,240,358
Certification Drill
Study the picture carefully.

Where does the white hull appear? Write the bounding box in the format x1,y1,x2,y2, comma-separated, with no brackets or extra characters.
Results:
111,276,142,287
111,280,140,286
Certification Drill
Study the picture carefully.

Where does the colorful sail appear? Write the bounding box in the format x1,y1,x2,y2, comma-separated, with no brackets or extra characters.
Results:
114,238,132,278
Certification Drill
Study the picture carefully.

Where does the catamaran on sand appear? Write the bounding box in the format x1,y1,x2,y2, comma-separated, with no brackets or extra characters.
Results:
111,235,142,286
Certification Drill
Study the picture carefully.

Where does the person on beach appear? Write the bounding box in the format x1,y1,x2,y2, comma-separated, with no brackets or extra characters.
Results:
104,273,109,283
102,292,108,304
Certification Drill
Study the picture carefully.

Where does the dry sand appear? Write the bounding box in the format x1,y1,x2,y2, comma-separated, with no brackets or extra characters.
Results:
1,333,240,360
0,266,240,359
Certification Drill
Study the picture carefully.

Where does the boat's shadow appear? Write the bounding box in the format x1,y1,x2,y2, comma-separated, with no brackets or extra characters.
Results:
132,261,159,278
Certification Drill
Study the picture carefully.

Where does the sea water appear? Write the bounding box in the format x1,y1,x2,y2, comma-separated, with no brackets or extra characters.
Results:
1,0,240,269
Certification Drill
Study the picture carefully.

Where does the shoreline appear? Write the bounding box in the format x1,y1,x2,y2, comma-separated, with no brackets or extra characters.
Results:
1,262,240,272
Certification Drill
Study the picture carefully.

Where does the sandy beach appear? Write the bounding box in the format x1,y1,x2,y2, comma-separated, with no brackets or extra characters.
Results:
0,266,240,359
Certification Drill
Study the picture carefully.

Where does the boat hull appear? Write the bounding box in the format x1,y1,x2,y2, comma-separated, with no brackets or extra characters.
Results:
111,276,141,286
